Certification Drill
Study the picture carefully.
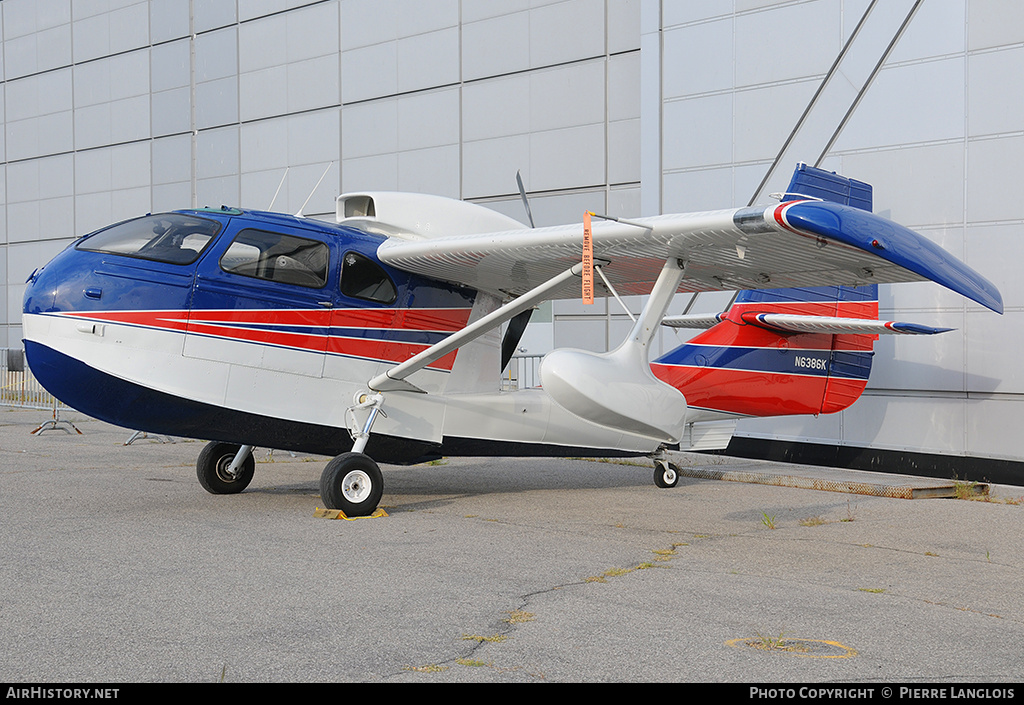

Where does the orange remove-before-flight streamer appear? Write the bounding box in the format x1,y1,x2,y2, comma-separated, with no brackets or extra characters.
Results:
582,211,594,304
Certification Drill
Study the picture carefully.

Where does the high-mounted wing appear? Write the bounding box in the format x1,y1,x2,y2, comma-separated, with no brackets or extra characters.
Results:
356,197,1002,314
331,167,1002,451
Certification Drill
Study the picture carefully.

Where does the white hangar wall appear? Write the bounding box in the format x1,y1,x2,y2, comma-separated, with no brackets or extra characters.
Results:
644,0,1023,468
0,1,1020,471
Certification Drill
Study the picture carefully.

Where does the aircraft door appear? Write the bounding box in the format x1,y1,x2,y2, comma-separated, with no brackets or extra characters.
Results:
184,224,336,379
324,247,402,384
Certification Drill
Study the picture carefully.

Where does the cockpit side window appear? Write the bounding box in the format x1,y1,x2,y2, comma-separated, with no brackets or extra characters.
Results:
76,213,220,265
340,251,397,304
220,229,329,289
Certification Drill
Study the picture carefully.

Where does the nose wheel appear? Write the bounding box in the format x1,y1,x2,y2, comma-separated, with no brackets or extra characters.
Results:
196,442,255,494
319,452,383,517
654,459,680,488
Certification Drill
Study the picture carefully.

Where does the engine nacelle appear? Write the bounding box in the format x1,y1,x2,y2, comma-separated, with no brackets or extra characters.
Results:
336,191,525,240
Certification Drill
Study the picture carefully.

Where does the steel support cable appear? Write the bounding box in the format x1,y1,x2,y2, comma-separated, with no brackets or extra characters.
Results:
748,0,879,206
814,0,924,167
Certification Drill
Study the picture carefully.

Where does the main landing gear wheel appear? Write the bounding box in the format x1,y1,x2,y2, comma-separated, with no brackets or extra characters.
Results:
319,452,383,517
654,460,680,489
196,442,255,494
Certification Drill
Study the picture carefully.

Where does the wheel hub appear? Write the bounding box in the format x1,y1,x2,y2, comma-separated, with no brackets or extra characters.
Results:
342,469,372,503
216,456,239,482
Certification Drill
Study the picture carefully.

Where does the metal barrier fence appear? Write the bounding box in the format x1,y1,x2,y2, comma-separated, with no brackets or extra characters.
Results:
0,348,68,411
502,354,544,391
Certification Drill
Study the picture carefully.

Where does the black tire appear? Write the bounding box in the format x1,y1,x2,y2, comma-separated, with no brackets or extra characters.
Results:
196,442,255,495
654,461,679,489
319,452,383,516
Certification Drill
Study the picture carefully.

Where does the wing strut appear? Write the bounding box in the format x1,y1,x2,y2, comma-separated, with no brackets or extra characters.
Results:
367,262,588,393
595,264,636,322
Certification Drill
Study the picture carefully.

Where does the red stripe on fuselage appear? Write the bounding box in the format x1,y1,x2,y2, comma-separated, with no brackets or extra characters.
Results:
326,335,459,371
58,307,472,371
184,320,326,352
62,309,190,330
336,307,472,332
186,307,472,333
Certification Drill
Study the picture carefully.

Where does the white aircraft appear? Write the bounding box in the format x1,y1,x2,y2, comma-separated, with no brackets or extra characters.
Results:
21,164,1002,515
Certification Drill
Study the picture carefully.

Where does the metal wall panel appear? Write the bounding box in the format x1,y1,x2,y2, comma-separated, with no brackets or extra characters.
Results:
0,245,6,347
461,11,530,81
193,0,236,34
967,0,1024,50
734,0,840,88
72,2,149,63
397,88,460,153
0,166,6,244
833,60,967,152
462,73,530,142
195,126,239,208
967,136,1024,223
4,22,71,79
966,311,1024,395
965,224,1024,314
194,27,238,129
73,142,151,235
662,94,733,170
5,69,73,161
242,110,339,213
967,395,1024,459
149,0,190,43
6,155,74,243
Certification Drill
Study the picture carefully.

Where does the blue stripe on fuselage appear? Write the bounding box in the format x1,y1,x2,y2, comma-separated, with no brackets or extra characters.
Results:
654,343,872,379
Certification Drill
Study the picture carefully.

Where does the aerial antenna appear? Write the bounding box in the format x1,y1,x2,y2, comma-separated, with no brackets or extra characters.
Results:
516,170,535,228
588,212,653,233
295,162,334,217
268,167,290,211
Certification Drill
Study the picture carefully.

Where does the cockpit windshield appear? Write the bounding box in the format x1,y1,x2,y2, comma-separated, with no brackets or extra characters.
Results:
76,213,221,265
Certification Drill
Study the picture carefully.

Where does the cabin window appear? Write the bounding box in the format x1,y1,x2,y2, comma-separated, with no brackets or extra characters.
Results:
220,229,329,289
76,213,220,265
340,251,397,304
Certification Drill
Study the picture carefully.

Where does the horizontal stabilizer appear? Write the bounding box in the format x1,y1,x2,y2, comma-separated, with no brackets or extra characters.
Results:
660,313,726,329
662,312,952,335
737,314,952,335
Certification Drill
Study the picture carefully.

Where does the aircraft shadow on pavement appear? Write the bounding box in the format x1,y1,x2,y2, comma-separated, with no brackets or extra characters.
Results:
242,456,707,509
